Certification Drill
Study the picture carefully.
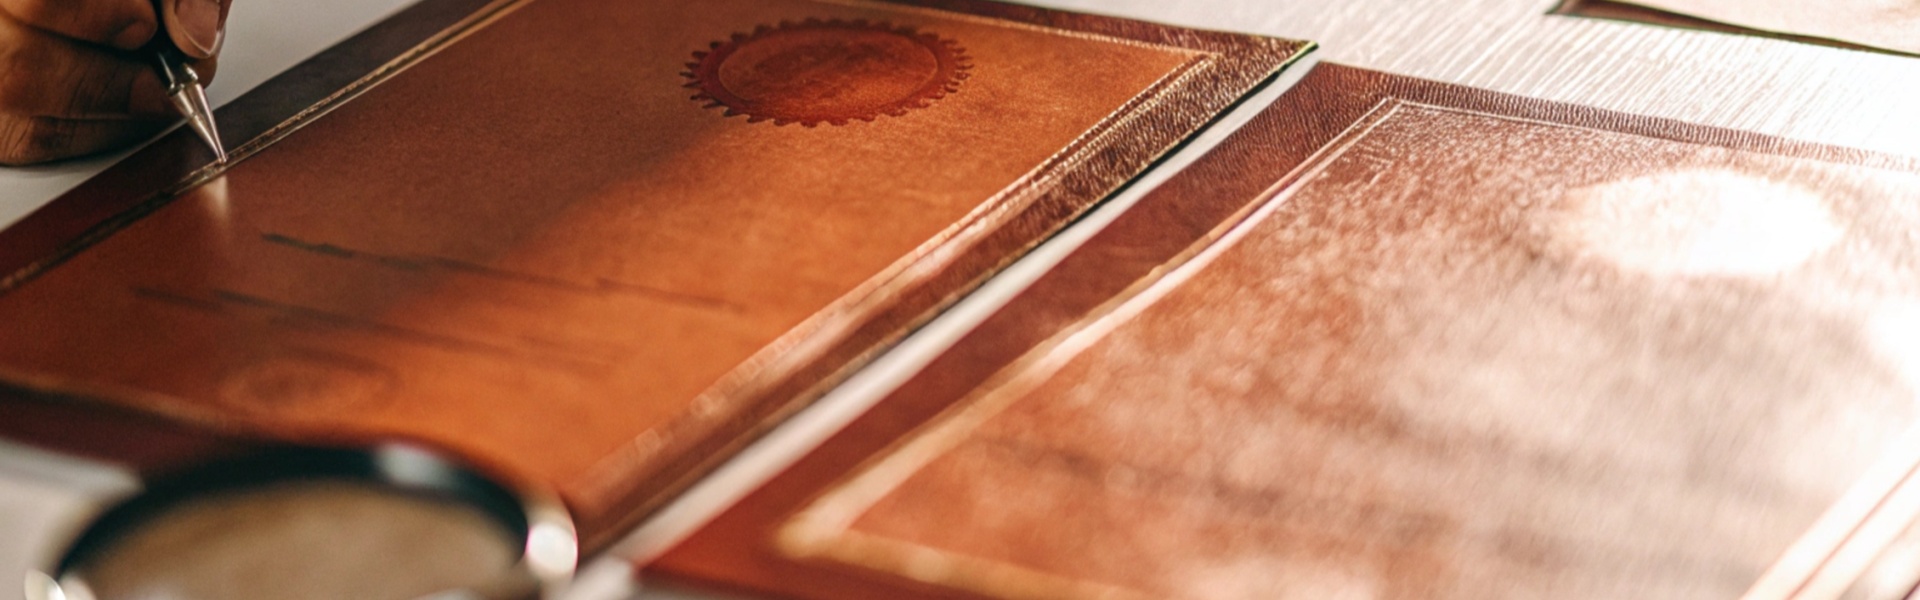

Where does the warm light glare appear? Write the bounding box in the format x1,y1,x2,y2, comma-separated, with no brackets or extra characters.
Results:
1549,169,1841,276
526,522,579,578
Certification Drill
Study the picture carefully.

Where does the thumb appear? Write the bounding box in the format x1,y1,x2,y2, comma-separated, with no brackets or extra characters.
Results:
160,0,229,59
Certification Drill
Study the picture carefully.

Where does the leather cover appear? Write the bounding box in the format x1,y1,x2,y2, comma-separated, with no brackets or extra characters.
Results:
652,63,1920,599
0,0,1311,547
1557,0,1920,55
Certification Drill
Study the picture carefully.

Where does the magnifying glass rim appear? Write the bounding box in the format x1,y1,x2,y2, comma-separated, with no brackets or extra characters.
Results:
31,442,577,600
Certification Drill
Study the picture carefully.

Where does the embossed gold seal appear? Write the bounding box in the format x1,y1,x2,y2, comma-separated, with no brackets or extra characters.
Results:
685,19,970,126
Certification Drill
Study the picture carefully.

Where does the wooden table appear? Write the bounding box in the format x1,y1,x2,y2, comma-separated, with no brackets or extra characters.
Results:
1,0,1915,598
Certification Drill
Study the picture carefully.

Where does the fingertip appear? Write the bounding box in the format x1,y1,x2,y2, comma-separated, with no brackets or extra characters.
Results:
167,30,218,60
162,0,223,59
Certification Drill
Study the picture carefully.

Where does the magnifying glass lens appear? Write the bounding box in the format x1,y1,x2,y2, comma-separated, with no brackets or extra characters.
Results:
57,481,529,600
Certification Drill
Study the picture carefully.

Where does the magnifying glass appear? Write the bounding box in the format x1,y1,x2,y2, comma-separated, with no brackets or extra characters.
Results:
24,444,577,600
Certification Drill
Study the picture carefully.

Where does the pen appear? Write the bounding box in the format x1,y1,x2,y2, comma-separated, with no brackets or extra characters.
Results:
149,2,227,164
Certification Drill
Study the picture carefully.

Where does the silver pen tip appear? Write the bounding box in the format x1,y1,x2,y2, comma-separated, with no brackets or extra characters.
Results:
168,81,226,165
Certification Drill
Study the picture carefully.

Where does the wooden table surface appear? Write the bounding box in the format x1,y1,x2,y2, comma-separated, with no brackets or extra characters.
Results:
1,0,1916,598
1036,0,1920,157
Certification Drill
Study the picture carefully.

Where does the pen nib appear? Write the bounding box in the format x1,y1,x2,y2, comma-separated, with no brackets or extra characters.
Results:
168,81,227,164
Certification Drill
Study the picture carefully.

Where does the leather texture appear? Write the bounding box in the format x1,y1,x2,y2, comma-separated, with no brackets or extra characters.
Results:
651,63,1920,599
0,0,505,290
0,0,1309,548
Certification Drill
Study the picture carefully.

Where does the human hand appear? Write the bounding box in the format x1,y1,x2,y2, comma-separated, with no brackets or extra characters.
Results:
0,0,231,164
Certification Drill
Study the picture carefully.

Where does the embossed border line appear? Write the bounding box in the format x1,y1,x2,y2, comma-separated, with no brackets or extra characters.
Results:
562,0,1313,546
0,0,528,291
784,95,1920,600
647,64,1920,598
772,99,1405,600
0,0,1314,550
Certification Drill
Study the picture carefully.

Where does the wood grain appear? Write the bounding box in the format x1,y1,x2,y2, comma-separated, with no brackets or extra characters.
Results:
1561,0,1920,56
1027,0,1920,159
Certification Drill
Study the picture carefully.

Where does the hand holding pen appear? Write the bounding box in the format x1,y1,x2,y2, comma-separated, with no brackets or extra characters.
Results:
0,0,232,165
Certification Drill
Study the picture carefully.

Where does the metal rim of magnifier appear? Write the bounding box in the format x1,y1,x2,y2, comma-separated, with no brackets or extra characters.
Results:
24,443,578,600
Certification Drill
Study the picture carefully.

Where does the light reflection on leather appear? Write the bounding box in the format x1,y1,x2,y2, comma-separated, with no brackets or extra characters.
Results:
0,0,1308,547
767,69,1920,600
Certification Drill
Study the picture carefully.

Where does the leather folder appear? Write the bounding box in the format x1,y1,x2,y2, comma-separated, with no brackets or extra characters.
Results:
652,63,1920,600
0,0,1310,548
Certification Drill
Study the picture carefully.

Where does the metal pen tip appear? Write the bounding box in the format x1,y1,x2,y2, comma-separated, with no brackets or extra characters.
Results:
157,51,227,165
169,82,227,164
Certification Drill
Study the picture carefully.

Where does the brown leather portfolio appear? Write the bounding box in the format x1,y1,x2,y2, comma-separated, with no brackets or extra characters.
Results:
652,63,1920,599
1558,0,1920,55
0,0,1310,547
